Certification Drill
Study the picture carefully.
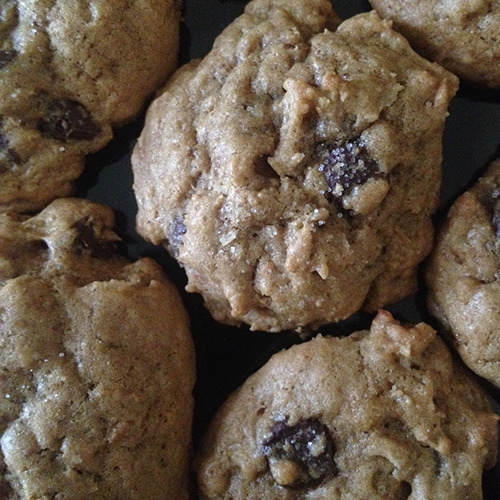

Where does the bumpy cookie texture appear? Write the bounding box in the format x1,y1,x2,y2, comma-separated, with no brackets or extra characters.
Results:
0,198,196,499
195,311,499,500
0,0,182,213
133,0,458,333
426,160,500,388
368,0,500,88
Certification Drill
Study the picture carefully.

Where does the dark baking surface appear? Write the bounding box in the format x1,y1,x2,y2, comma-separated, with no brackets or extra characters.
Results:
77,0,500,497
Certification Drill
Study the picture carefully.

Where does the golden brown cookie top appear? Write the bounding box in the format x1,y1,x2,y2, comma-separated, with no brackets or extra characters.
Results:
195,310,498,499
0,0,182,213
0,198,195,499
426,159,500,387
368,0,500,88
133,0,458,332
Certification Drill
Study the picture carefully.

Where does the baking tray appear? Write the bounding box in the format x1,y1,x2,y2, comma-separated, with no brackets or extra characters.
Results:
77,0,500,497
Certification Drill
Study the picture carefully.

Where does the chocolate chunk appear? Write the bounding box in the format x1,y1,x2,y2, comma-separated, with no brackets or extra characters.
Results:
317,138,383,199
0,49,17,69
262,418,336,488
38,99,100,142
72,216,116,259
168,215,186,255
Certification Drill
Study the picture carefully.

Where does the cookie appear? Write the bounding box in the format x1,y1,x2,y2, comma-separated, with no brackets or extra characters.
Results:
0,0,182,213
0,198,195,499
195,310,499,499
132,0,459,333
426,159,500,388
368,0,500,88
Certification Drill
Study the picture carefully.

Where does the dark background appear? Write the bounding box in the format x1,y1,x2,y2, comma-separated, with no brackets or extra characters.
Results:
77,1,500,497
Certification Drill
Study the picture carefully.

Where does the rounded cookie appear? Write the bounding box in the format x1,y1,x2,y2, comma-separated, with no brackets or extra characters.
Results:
132,0,459,332
0,0,182,213
195,310,499,500
426,159,500,388
368,0,500,88
0,198,195,499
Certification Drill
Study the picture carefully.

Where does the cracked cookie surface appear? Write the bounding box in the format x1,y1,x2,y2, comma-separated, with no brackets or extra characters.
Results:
368,0,500,88
132,0,458,333
0,0,182,212
195,310,498,499
0,198,195,499
426,159,500,388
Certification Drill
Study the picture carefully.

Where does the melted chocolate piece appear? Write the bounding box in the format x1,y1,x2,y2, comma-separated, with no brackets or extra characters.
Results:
0,49,17,69
317,138,383,199
262,418,336,488
72,216,116,259
38,99,100,142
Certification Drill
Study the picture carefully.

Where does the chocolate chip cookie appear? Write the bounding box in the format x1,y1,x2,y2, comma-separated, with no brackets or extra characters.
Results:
426,159,500,388
0,0,182,213
0,198,195,499
132,0,459,333
195,310,499,499
368,0,500,88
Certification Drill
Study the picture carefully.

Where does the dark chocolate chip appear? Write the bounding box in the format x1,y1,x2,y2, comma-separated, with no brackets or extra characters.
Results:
0,49,17,69
317,138,383,199
168,215,186,255
397,481,412,499
38,99,100,142
262,418,336,488
72,216,116,259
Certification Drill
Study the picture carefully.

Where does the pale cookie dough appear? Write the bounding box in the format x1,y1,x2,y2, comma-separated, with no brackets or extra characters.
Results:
426,159,500,388
368,0,500,88
0,0,182,212
195,310,499,500
0,198,195,499
133,0,458,333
